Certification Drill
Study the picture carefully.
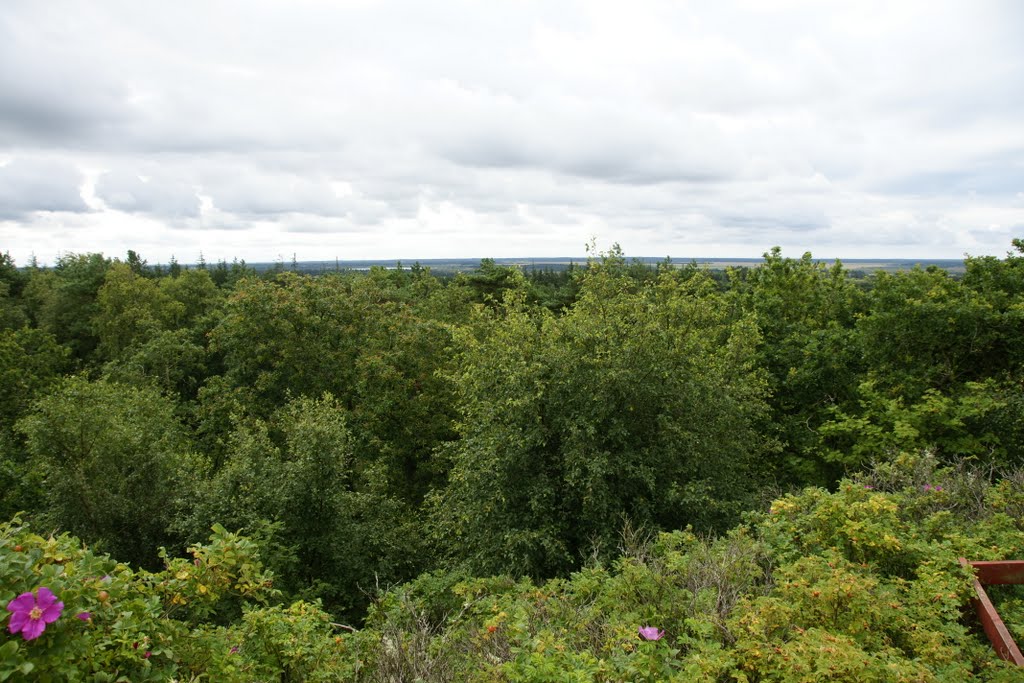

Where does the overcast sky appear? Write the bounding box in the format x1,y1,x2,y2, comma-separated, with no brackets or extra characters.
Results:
2,0,1023,265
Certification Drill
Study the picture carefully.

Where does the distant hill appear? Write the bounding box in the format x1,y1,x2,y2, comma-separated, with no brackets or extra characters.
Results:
245,256,967,276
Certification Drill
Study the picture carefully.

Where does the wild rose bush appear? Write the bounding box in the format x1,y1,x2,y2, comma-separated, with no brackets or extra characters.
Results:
0,518,346,681
3,455,1023,681
343,455,1024,682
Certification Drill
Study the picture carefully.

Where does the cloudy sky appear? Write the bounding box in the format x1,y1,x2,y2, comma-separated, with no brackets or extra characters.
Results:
2,0,1023,265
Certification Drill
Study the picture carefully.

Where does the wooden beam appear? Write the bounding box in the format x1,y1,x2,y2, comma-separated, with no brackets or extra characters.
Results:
960,558,1024,666
969,560,1024,585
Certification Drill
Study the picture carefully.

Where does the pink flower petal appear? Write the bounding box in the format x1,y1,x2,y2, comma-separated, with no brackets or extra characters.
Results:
21,618,46,640
41,600,64,623
35,587,58,609
8,610,28,634
638,625,665,640
6,592,35,613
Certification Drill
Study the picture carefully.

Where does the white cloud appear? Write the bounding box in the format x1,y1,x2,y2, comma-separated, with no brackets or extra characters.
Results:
1,0,1022,264
0,157,90,219
94,170,201,218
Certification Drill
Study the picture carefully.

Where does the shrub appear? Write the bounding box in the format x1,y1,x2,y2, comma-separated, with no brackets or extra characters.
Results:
0,518,346,681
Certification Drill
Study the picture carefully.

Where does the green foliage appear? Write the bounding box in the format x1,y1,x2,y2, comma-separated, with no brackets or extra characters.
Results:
961,242,1024,370
235,601,348,682
524,263,582,311
0,291,26,334
729,248,866,485
460,258,530,306
209,273,366,410
0,327,70,519
158,267,223,331
30,252,111,360
0,517,349,681
15,376,194,567
94,262,184,361
4,240,1024,679
820,379,1013,468
344,457,1024,681
209,258,257,288
759,453,1024,576
102,328,209,401
432,257,771,577
208,269,459,499
0,253,28,331
0,327,70,428
5,458,1021,681
345,270,462,502
183,394,426,619
18,268,56,330
0,252,25,295
858,267,1006,398
736,243,1024,479
94,265,220,396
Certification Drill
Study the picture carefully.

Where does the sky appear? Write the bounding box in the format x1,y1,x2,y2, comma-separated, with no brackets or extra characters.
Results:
1,0,1023,266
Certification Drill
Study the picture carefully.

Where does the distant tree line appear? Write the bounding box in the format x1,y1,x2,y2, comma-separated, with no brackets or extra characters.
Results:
1,239,1023,626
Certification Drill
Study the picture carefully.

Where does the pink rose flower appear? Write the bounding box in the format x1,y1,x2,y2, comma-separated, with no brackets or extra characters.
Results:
638,625,664,641
6,587,64,640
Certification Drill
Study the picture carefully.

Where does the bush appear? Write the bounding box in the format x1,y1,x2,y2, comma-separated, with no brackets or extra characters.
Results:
343,455,1024,681
0,518,347,681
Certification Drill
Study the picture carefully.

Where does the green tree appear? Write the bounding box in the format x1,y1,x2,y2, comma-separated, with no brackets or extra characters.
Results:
184,394,425,619
159,268,223,331
345,268,462,501
103,329,208,401
208,273,364,412
20,268,57,330
208,270,460,501
961,238,1024,372
0,328,71,428
431,258,770,577
459,258,529,306
0,252,28,330
16,376,194,566
0,328,71,518
822,240,1024,469
30,252,111,361
125,248,149,277
94,262,184,361
857,267,1001,398
0,251,25,295
728,248,865,484
819,379,1012,467
0,280,27,331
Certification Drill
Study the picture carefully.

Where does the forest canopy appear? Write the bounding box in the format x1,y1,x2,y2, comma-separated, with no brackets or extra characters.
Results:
1,241,1022,680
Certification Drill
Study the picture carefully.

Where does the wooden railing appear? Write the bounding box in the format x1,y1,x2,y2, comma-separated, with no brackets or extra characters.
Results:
959,558,1024,666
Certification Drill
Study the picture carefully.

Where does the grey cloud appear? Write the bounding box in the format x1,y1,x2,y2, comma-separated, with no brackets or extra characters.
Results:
204,172,352,217
281,215,376,234
2,1,1023,264
0,80,130,145
445,136,729,185
0,11,138,146
0,158,89,219
193,167,401,229
712,211,830,233
429,88,739,184
873,153,1024,197
95,170,201,217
